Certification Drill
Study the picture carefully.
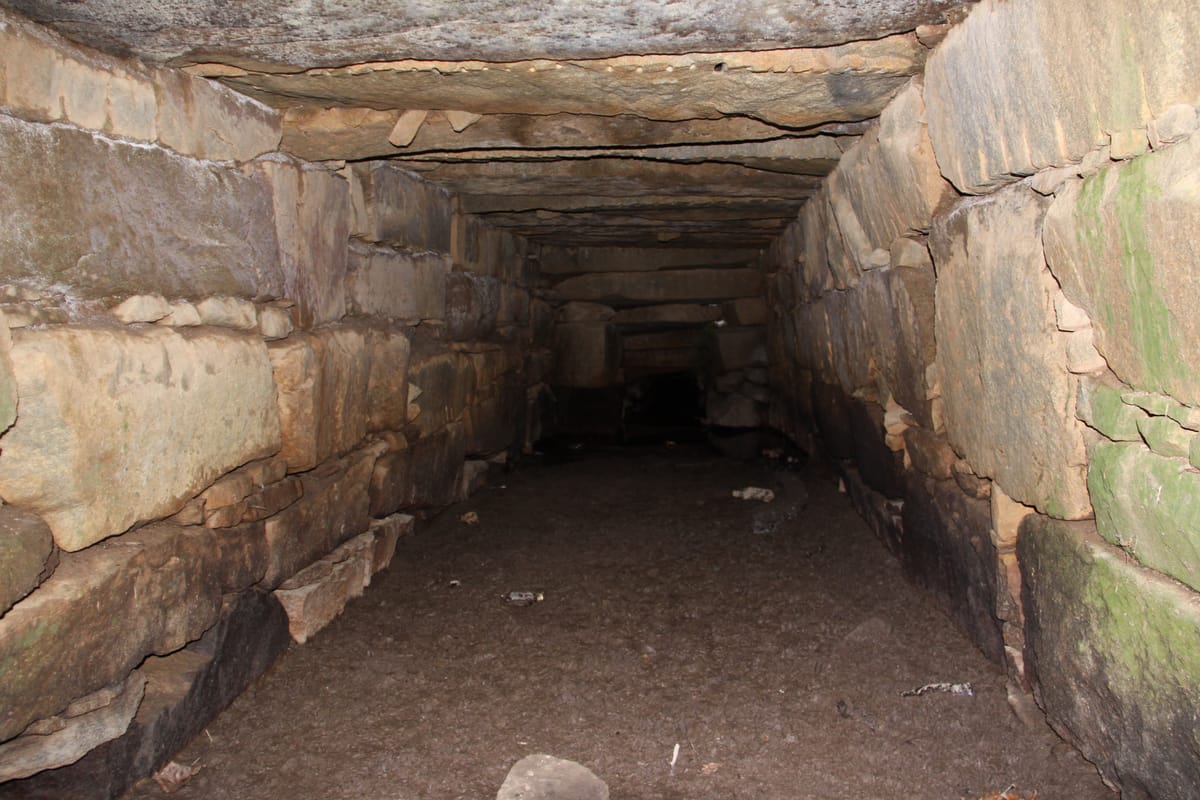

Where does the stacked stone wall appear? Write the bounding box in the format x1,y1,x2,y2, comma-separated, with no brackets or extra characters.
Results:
0,9,543,796
764,2,1200,796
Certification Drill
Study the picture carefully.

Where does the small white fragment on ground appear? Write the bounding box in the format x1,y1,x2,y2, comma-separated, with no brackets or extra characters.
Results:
669,742,680,775
901,681,974,697
448,579,461,588
762,448,783,459
732,486,775,502
504,591,545,606
460,511,479,525
152,760,201,793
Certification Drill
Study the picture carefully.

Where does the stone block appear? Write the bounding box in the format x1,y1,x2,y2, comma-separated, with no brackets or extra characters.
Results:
1044,134,1200,406
848,400,904,499
611,304,722,325
0,506,54,615
623,348,701,376
0,314,15,434
346,241,449,322
1137,416,1195,459
553,269,763,305
407,347,476,437
901,472,1005,664
465,382,523,455
925,0,1200,193
110,295,170,324
498,285,530,325
903,425,956,480
257,304,294,340
1020,516,1200,799
497,754,609,800
839,464,904,557
0,115,283,300
445,272,500,341
556,301,615,323
711,326,766,371
371,424,467,511
0,589,290,800
539,245,751,275
258,159,349,328
268,327,371,472
861,264,937,427
274,533,375,644
261,444,380,588
369,514,414,574
1088,441,1200,593
722,297,767,326
154,70,281,162
0,671,146,783
623,330,703,351
1075,377,1145,441
811,381,855,460
553,322,620,388
0,519,269,742
352,163,452,252
705,391,762,429
932,185,1091,519
195,296,258,330
823,290,873,396
827,79,953,255
366,327,412,433
0,326,281,551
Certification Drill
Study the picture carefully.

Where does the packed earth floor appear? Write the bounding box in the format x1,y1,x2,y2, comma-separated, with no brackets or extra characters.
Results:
123,442,1116,800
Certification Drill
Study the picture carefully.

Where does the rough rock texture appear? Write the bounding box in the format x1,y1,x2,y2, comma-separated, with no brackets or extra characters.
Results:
932,187,1090,519
901,473,1005,664
554,269,762,305
0,520,270,742
0,672,146,782
1088,441,1200,593
925,0,1200,193
0,115,282,300
1020,516,1200,800
274,532,375,644
346,242,449,322
259,159,350,328
0,590,291,800
496,754,609,800
0,506,53,615
861,264,937,426
1044,134,1200,406
553,323,620,388
0,326,281,551
350,162,452,252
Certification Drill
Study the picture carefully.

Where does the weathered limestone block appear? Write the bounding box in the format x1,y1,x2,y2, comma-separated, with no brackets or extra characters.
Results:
820,191,861,290
0,326,281,550
371,425,467,515
904,425,956,480
711,326,766,371
706,391,762,428
797,201,835,301
346,240,449,322
366,327,412,433
553,269,763,305
154,69,281,162
553,322,620,388
722,297,767,326
261,443,380,588
274,532,375,644
557,301,616,323
824,290,873,396
497,754,609,800
407,347,476,437
925,0,1200,193
901,472,1005,664
861,264,937,426
0,314,15,435
0,115,283,300
110,295,170,324
827,79,953,256
268,327,371,472
498,285,530,325
0,506,54,615
1137,416,1195,459
161,301,201,327
932,186,1091,519
258,159,349,328
1020,516,1200,799
257,304,294,340
1088,441,1200,593
1075,377,1145,441
611,303,721,325
445,272,501,341
1044,135,1200,406
369,513,413,574
848,400,905,499
0,519,268,742
350,162,452,252
0,672,146,783
539,245,751,275
197,456,297,529
195,296,258,330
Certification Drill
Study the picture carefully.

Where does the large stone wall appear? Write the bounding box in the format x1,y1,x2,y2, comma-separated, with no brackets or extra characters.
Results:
0,9,544,796
764,3,1200,797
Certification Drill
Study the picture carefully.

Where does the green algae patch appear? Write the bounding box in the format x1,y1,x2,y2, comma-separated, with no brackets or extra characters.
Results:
1020,516,1200,796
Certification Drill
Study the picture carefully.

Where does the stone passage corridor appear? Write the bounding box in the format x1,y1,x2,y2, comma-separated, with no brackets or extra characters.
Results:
110,446,1109,800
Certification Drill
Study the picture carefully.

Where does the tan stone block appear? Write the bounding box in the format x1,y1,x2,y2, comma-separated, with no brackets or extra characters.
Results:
369,513,414,574
161,301,202,327
366,326,412,433
241,476,304,523
257,304,294,340
0,20,64,120
553,322,620,388
57,57,110,131
932,185,1090,519
346,240,449,322
0,520,268,741
925,0,1200,193
903,426,957,480
406,347,476,435
200,471,256,512
268,327,371,472
261,444,379,588
104,70,158,141
258,159,349,328
991,484,1034,551
0,505,53,615
274,532,375,644
196,296,258,330
111,294,171,324
155,69,281,162
1,115,284,301
351,162,452,252
0,326,281,550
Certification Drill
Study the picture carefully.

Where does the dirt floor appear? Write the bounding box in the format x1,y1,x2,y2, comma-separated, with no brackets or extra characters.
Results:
122,442,1117,800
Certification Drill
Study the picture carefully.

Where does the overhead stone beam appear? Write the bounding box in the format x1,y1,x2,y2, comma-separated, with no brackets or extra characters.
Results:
458,194,813,215
279,107,871,162
215,36,925,128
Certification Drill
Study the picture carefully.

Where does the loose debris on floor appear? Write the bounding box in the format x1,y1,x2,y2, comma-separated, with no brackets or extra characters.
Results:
151,761,201,794
502,590,544,606
902,682,975,697
732,486,775,502
460,511,480,524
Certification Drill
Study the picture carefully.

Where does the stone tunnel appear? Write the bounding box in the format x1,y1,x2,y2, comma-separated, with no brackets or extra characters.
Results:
0,0,1198,797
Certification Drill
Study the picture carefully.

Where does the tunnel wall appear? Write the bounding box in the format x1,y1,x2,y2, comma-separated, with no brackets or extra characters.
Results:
0,10,547,795
764,1,1200,796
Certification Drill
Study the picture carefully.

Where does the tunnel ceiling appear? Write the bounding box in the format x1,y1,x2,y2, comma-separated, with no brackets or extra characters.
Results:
3,0,971,250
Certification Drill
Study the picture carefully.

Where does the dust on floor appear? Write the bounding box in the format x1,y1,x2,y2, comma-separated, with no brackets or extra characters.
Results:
122,444,1115,800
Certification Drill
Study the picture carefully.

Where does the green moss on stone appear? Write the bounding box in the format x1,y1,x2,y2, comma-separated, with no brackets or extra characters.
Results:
1077,379,1144,440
